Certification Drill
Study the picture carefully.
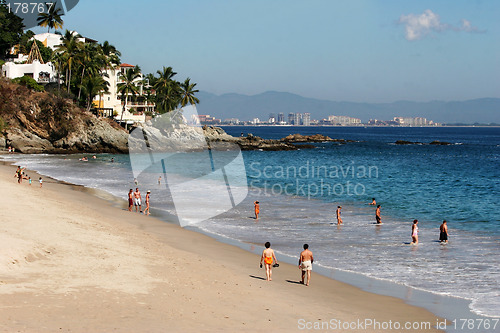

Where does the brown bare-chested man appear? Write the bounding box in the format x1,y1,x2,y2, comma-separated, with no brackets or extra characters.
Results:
439,220,448,243
299,244,314,286
133,188,142,213
376,205,382,224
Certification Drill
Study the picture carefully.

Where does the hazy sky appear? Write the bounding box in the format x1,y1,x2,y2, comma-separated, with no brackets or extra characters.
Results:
32,0,500,103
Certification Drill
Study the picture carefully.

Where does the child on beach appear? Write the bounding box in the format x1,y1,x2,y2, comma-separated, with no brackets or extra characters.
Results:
254,201,260,220
28,177,32,186
39,177,43,188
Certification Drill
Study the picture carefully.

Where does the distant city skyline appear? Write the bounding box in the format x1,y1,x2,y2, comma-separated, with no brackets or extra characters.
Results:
30,0,500,103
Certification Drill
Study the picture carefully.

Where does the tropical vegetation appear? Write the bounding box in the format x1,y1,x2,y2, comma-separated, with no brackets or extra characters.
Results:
0,3,24,59
1,4,200,120
36,3,64,33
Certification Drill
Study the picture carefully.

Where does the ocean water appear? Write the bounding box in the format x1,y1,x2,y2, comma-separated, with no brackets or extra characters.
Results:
2,126,499,319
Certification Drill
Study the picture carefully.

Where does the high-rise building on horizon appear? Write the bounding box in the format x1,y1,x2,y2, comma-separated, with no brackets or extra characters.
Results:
293,113,301,126
278,113,285,124
303,113,311,126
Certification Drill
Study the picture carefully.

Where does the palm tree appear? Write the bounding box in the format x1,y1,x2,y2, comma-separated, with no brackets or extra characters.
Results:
117,66,141,121
154,66,181,113
100,41,121,67
180,78,200,107
37,4,64,32
79,75,109,112
56,30,83,93
76,42,102,100
50,51,65,90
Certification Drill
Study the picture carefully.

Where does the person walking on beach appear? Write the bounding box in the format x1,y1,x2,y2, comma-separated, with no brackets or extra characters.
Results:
260,242,277,281
158,176,162,185
39,177,43,188
144,190,151,216
299,244,314,286
411,219,419,245
375,205,382,224
128,189,133,212
336,206,343,225
28,177,32,186
14,166,25,184
439,220,448,244
133,188,142,213
254,201,260,220
369,198,376,205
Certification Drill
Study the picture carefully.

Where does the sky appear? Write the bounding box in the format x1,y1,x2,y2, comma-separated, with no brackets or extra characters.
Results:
30,0,500,103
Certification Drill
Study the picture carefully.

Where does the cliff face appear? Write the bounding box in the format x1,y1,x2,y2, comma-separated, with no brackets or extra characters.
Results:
0,79,129,153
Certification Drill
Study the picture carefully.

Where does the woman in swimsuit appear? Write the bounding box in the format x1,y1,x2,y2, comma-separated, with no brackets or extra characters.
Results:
411,219,419,245
254,201,260,220
260,242,278,281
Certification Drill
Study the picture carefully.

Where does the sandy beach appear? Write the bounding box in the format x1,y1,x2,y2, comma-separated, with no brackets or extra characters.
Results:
0,162,444,332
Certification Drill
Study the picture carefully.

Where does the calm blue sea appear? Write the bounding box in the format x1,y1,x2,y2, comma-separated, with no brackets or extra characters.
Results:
3,126,499,319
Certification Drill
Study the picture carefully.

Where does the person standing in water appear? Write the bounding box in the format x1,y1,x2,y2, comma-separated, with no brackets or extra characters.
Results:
411,219,419,245
439,220,448,244
254,201,260,220
369,198,376,205
260,242,277,281
375,205,382,224
336,206,343,225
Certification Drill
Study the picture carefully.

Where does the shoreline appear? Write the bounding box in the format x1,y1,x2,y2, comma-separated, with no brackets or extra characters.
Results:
0,161,447,332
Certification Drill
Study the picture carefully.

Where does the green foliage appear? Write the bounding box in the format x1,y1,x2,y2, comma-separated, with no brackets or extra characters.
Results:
12,76,44,92
79,75,109,112
147,67,200,114
36,3,64,32
0,4,25,59
17,30,35,54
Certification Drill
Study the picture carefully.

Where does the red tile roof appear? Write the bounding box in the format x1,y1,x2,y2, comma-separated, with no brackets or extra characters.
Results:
120,63,135,67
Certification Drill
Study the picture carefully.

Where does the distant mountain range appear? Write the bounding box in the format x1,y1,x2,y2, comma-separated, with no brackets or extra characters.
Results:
195,91,500,124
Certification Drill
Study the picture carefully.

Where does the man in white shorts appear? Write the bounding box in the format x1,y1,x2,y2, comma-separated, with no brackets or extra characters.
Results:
299,244,314,286
133,188,142,213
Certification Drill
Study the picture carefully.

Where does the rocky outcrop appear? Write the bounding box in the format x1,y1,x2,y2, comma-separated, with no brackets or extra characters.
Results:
236,133,298,151
429,140,452,145
281,133,355,144
0,79,128,154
